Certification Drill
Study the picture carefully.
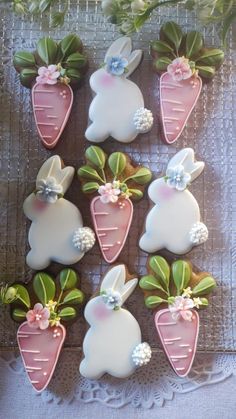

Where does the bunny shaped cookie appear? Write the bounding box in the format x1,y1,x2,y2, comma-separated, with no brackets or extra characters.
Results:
23,155,95,270
80,264,152,379
139,148,208,255
85,37,153,143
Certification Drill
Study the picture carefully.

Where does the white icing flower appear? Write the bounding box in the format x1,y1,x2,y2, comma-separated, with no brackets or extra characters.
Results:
36,177,63,203
102,288,122,310
131,0,146,13
169,296,194,321
189,222,208,245
132,342,152,366
166,164,191,191
98,182,121,204
72,227,96,252
133,107,153,133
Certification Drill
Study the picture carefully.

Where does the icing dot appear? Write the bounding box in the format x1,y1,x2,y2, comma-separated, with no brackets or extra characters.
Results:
63,90,66,94
117,241,121,245
56,332,60,337
43,372,47,376
189,349,192,352
176,126,180,131
54,126,59,131
60,92,63,96
54,329,58,333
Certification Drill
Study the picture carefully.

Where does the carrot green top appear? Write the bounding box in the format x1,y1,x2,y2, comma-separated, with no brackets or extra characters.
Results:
151,21,224,80
1,269,84,328
140,256,216,311
77,145,152,202
13,34,88,88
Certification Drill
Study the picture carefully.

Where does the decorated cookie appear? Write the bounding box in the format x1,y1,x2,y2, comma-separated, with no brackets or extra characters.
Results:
1,269,84,392
85,36,153,143
150,21,224,144
14,34,88,148
78,146,152,263
24,155,95,270
140,256,216,377
139,148,208,255
80,264,151,379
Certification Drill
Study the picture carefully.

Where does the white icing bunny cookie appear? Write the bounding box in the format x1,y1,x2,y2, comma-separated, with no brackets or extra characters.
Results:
85,37,153,143
80,264,152,379
23,155,95,270
139,148,208,255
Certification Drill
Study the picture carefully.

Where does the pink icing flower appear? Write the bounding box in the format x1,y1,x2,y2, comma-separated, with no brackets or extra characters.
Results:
98,182,121,204
36,65,60,85
167,57,192,82
26,303,50,330
169,296,194,321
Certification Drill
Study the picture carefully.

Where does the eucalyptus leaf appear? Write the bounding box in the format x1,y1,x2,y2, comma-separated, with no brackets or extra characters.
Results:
78,165,103,182
85,146,106,169
13,51,36,70
186,30,203,58
37,37,58,65
172,260,191,295
150,40,174,55
38,0,52,12
13,284,30,308
195,65,215,79
128,168,152,185
20,68,38,88
60,269,78,291
139,275,167,294
108,152,126,176
12,308,27,322
58,306,77,321
82,182,100,194
60,34,83,58
161,21,183,51
66,52,87,69
62,289,84,305
33,273,56,305
128,189,143,200
149,256,170,290
192,276,216,296
51,11,65,29
196,49,224,67
145,295,164,309
153,56,172,72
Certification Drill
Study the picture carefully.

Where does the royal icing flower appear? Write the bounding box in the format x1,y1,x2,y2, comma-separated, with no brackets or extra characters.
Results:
182,287,193,298
105,55,128,76
169,296,194,321
167,57,192,82
131,0,146,13
26,303,50,330
36,177,63,204
193,297,203,309
98,182,121,203
166,164,191,191
102,288,122,310
36,65,60,85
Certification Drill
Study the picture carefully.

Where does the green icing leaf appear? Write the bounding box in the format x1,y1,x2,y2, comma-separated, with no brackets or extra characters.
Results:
66,52,87,69
85,146,106,169
13,284,30,308
145,295,164,309
150,40,174,55
172,260,191,295
108,152,126,176
192,276,216,296
62,289,84,305
199,297,209,307
196,49,224,67
33,273,56,305
153,56,172,72
128,189,143,200
128,168,152,185
12,308,27,322
13,51,36,70
66,68,82,84
58,306,77,321
60,269,78,291
78,165,103,182
149,256,170,290
161,21,183,51
139,275,167,294
37,37,58,65
20,68,38,88
38,0,52,12
60,34,83,58
82,182,100,194
222,11,236,45
195,65,216,79
186,31,203,58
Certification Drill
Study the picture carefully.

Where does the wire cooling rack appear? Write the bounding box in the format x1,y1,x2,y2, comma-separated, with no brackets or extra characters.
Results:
0,1,235,352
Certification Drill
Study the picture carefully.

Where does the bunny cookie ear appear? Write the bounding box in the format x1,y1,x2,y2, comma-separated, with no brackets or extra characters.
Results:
120,278,138,304
36,155,75,194
125,50,143,78
167,148,204,182
100,264,138,305
105,37,143,78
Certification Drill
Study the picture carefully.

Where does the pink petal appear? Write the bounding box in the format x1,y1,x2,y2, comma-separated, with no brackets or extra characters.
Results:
39,319,49,330
26,310,35,322
46,79,58,85
41,308,50,320
110,195,118,203
34,303,43,312
28,320,40,329
51,71,60,79
48,64,57,72
181,310,193,321
100,194,110,204
38,66,47,76
98,185,106,195
36,75,45,84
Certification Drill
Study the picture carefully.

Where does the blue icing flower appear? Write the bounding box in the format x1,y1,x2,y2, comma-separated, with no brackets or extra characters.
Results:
166,164,191,191
101,288,122,310
105,55,128,76
36,176,63,203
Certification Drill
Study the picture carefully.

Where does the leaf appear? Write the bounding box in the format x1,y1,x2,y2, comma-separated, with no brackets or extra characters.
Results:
108,152,126,176
150,40,174,55
128,168,152,185
139,275,167,294
37,37,58,65
58,307,77,321
20,68,38,88
186,31,203,58
33,273,56,305
60,269,78,291
66,68,82,85
66,52,87,69
62,289,84,305
195,65,216,79
196,49,224,67
82,182,100,194
12,308,27,322
222,11,236,45
60,34,83,58
38,0,52,12
172,260,191,295
199,297,209,307
13,284,30,308
145,295,164,309
161,21,183,51
77,165,103,182
192,276,216,296
13,51,36,70
153,57,172,72
128,189,143,200
149,256,170,289
85,146,106,169
51,12,65,29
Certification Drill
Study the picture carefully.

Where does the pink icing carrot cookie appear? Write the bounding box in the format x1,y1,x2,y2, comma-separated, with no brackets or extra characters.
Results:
13,34,88,148
77,146,152,263
150,21,224,144
1,269,84,392
140,256,216,377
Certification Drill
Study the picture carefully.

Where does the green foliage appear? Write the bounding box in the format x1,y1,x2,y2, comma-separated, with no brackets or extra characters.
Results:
150,40,174,55
13,284,31,308
82,182,100,194
145,295,164,309
58,306,77,321
77,165,103,182
186,31,203,58
153,57,172,72
12,308,27,322
139,275,168,294
172,260,191,295
127,189,143,200
37,37,58,65
13,51,36,69
85,146,106,169
33,273,56,305
192,276,216,296
59,269,78,290
149,256,170,290
62,289,84,305
108,152,127,177
161,21,183,51
127,168,152,185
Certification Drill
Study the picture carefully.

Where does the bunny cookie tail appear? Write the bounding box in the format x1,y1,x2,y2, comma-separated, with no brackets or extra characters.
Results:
73,227,96,253
133,108,153,133
189,222,208,246
132,342,152,367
